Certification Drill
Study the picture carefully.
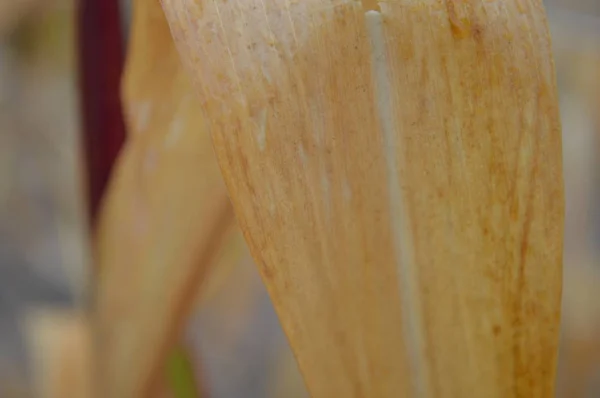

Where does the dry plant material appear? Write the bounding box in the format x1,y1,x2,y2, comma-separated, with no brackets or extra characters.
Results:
162,0,564,396
25,310,92,398
95,0,237,396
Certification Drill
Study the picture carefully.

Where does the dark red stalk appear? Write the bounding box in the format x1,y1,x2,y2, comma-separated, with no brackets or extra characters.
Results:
77,0,126,226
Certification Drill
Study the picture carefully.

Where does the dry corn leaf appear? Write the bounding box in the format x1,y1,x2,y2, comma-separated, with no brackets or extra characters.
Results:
95,0,239,396
162,0,564,396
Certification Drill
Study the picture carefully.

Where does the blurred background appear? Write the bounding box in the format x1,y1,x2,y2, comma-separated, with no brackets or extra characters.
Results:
0,0,598,397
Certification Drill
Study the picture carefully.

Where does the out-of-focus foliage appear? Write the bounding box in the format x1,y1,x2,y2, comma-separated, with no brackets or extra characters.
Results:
0,0,84,396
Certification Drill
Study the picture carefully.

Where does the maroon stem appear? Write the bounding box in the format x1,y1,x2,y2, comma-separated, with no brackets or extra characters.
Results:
77,0,126,226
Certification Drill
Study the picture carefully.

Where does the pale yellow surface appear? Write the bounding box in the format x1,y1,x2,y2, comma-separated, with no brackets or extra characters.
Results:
95,0,239,397
162,1,564,396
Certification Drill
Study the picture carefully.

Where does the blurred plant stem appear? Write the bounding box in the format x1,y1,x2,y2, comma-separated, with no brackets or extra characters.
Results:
77,0,126,227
